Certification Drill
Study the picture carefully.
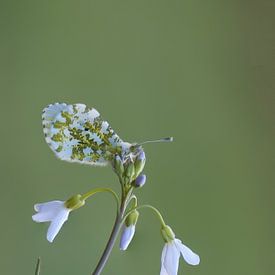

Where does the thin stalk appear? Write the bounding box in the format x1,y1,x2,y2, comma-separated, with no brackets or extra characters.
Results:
92,213,123,275
35,257,41,275
124,204,166,227
92,194,129,275
81,188,120,211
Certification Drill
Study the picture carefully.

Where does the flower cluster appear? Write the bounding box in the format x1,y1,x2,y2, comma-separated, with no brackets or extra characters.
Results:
32,148,199,274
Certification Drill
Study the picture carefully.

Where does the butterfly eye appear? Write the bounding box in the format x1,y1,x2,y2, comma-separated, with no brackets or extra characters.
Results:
129,146,135,152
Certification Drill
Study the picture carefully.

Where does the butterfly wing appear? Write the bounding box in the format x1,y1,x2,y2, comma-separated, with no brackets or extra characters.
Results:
42,103,126,165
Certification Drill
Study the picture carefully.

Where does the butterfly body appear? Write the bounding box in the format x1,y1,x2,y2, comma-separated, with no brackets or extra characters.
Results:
42,103,134,166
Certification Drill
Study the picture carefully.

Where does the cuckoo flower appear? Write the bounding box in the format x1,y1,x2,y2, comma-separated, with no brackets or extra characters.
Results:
32,195,84,242
160,225,200,275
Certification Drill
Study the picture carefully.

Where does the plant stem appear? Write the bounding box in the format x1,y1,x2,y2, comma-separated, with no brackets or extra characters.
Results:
92,200,126,275
125,204,166,227
35,257,41,275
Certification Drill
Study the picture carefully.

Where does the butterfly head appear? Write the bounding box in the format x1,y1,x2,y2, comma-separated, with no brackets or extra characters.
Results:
117,142,145,164
113,137,173,184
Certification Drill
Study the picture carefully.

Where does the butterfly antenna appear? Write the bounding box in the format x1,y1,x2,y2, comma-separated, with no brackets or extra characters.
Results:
138,137,173,145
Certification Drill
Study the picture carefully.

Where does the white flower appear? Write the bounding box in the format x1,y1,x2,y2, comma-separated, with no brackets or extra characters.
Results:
160,238,200,275
119,224,135,251
32,200,71,243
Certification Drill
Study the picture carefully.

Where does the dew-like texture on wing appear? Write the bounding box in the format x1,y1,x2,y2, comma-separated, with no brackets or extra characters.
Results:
42,103,127,165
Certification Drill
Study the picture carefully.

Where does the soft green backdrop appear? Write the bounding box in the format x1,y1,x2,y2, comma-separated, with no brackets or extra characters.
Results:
1,1,274,274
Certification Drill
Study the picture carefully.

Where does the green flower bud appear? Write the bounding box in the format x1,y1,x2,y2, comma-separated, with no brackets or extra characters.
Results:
113,155,124,176
65,194,85,210
134,150,146,177
125,161,135,182
161,225,175,243
125,210,139,227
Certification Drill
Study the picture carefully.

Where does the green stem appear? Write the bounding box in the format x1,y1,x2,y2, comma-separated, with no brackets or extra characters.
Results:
81,188,120,212
91,199,126,275
129,195,138,208
125,204,166,227
35,257,41,275
91,188,133,275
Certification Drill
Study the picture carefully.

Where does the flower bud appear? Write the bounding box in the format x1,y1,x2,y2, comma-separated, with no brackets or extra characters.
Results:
133,174,146,188
134,150,146,177
65,194,85,210
161,225,175,243
120,225,135,251
120,210,139,251
113,155,124,176
125,210,139,227
125,161,135,183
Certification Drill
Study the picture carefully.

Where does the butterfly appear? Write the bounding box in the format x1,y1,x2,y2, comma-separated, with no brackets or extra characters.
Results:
42,103,133,166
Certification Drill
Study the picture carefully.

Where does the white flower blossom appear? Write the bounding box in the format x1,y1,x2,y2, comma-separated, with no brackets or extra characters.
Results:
32,200,71,242
160,238,200,275
119,224,136,251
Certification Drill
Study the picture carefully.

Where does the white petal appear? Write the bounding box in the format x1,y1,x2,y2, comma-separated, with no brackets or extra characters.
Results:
175,239,200,265
32,212,54,222
160,265,169,275
32,201,65,222
160,244,169,275
119,225,135,251
47,208,70,242
161,243,168,265
34,201,64,213
161,242,180,275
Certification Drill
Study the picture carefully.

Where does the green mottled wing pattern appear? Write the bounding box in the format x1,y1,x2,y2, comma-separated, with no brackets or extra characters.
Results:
42,103,129,165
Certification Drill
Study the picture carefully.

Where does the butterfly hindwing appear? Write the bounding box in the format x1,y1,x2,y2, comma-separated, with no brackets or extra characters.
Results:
42,103,125,165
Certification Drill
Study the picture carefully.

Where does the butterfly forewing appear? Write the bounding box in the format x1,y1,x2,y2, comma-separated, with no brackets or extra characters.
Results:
42,103,126,165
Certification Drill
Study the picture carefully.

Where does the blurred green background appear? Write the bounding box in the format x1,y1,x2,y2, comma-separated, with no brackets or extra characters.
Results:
1,1,274,274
